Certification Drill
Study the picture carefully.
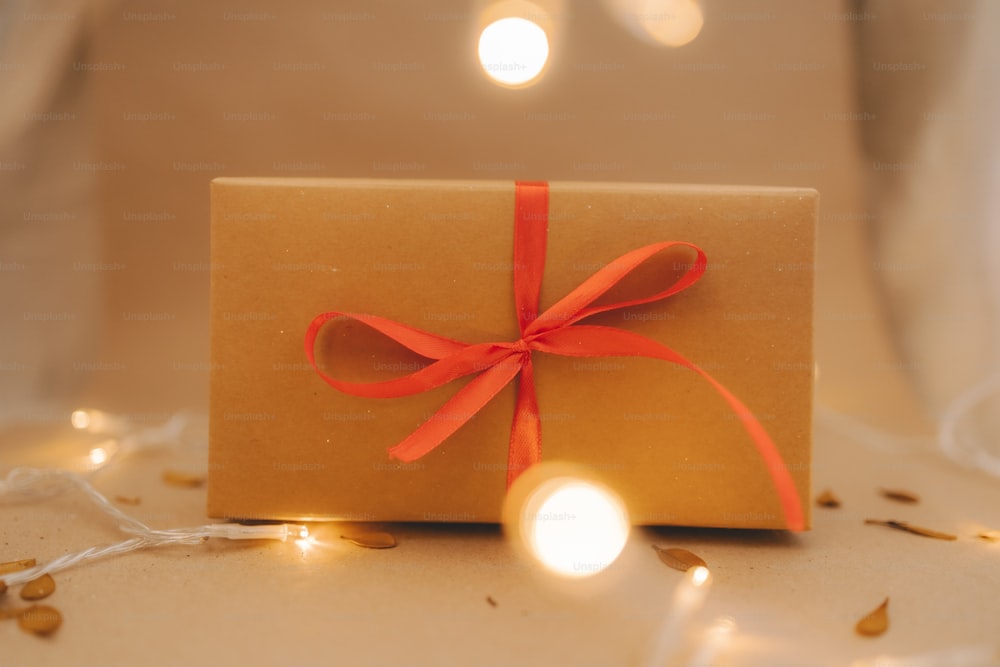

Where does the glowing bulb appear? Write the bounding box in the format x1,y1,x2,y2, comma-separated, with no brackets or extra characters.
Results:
295,534,317,552
605,0,703,48
638,0,703,47
88,447,109,466
520,477,629,578
69,408,128,435
71,410,91,430
82,440,118,470
690,564,709,587
478,16,550,87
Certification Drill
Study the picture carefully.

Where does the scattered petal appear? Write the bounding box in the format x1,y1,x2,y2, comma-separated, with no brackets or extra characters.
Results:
162,470,206,488
865,519,956,541
0,558,36,576
17,605,62,636
340,531,396,549
114,495,141,506
20,574,56,601
816,489,841,508
855,597,889,637
879,488,920,504
486,596,498,607
652,545,707,572
976,530,1000,542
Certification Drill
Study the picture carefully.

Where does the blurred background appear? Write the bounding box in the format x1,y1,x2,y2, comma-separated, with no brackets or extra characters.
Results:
1,0,996,459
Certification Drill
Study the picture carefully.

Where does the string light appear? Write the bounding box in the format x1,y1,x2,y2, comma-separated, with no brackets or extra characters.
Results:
0,467,308,587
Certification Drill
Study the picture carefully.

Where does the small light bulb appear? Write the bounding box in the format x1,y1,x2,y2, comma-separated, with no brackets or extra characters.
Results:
69,408,129,435
88,447,109,466
637,0,703,48
690,564,710,587
520,477,630,578
478,16,550,87
71,410,91,430
83,440,118,470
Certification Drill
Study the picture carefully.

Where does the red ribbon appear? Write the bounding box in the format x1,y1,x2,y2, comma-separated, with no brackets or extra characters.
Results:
305,181,805,531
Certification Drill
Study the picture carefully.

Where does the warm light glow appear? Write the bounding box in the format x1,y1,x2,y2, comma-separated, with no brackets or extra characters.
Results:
83,440,119,469
638,0,703,47
71,410,91,430
478,16,550,87
849,644,999,667
88,447,109,466
521,477,629,578
605,0,704,48
291,524,314,550
640,564,715,667
708,616,736,637
684,617,736,667
70,408,127,435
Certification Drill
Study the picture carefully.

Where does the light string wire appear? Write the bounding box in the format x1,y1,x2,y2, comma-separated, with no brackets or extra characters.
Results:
0,466,306,588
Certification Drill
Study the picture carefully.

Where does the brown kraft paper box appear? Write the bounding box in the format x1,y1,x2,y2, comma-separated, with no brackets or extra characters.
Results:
208,178,815,529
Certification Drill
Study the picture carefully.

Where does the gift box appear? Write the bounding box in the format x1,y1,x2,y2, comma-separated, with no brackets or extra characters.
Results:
208,178,815,530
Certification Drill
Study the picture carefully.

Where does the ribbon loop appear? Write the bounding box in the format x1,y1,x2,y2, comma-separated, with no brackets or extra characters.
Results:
529,241,707,334
305,181,805,531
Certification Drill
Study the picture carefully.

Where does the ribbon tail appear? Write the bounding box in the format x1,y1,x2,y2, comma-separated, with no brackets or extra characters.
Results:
534,326,806,532
506,357,542,488
388,356,524,462
690,368,806,532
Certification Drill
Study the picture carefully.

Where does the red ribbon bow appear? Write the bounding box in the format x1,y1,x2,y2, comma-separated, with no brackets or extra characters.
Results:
305,181,804,531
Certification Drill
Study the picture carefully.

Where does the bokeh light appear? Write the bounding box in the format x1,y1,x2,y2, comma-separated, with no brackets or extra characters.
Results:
478,16,550,87
518,475,630,578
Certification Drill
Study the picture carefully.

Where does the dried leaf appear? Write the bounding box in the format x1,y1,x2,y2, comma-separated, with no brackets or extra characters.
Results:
879,488,920,504
0,558,36,576
17,605,62,636
865,519,957,541
855,597,889,637
114,495,141,506
486,596,498,608
340,531,396,549
651,545,707,572
162,470,206,488
20,574,56,601
815,489,841,508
